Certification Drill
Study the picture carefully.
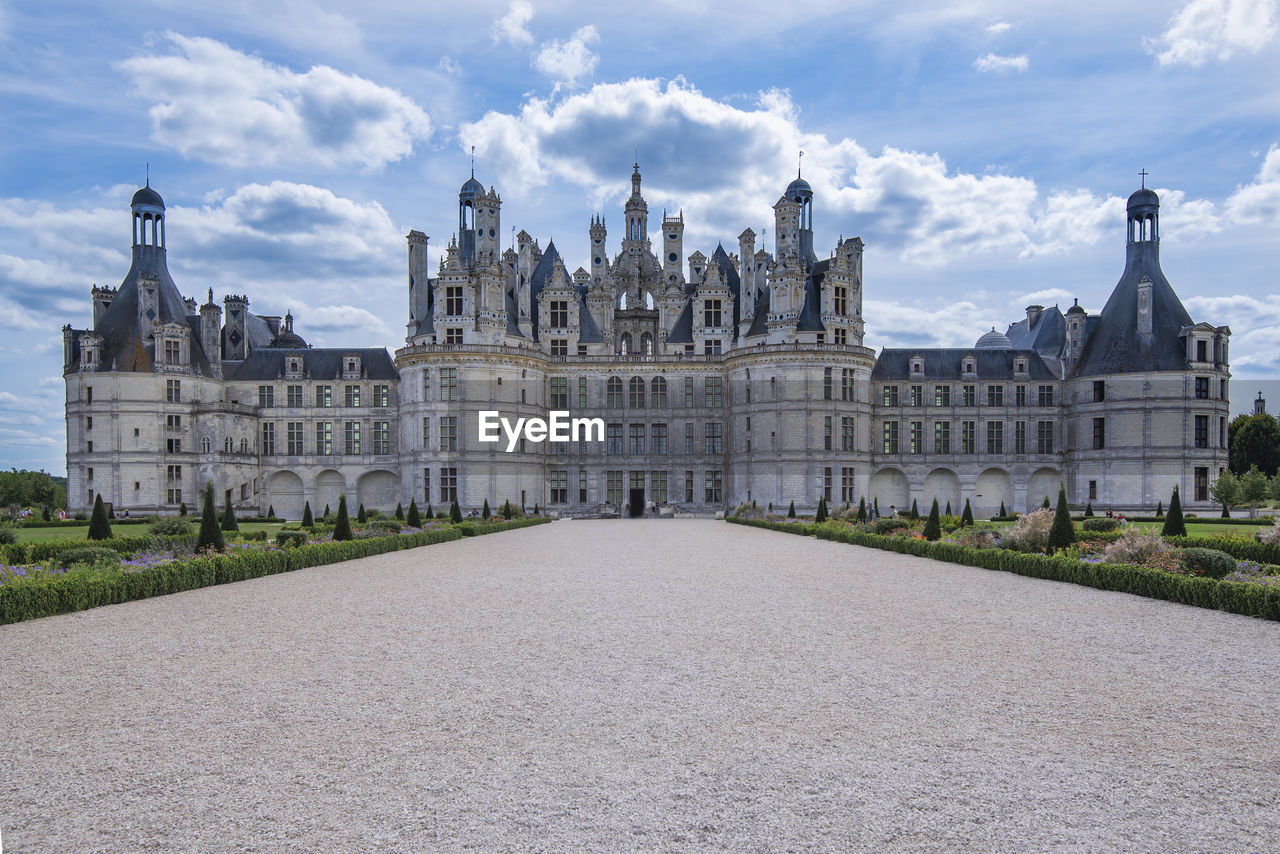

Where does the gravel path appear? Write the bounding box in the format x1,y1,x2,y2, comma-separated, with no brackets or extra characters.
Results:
2,519,1278,852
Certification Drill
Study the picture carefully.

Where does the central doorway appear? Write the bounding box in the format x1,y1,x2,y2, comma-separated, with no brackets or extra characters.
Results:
628,488,645,518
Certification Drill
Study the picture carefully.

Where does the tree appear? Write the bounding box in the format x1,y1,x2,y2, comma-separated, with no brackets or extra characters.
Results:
357,503,367,524
787,500,796,519
482,498,491,521
395,502,404,521
267,505,276,519
450,499,463,524
1161,486,1187,537
922,498,941,541
857,496,867,523
910,499,919,520
323,504,331,519
1155,500,1164,519
302,501,314,528
815,496,828,523
1209,471,1239,519
1229,413,1280,476
87,494,112,541
1042,495,1051,509
406,498,422,528
1239,466,1270,517
961,498,974,527
220,495,239,533
334,494,353,541
1084,502,1093,517
999,500,1007,517
874,498,880,517
533,503,540,515
1047,485,1075,553
426,503,433,519
501,499,513,520
108,503,115,520
945,500,952,516
197,483,224,551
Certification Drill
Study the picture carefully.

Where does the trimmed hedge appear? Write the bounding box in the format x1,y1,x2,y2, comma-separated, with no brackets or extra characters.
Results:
3,534,195,567
1171,535,1280,566
0,516,554,625
727,517,1280,622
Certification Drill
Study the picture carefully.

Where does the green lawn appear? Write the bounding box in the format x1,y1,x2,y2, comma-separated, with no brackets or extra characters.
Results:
15,521,286,543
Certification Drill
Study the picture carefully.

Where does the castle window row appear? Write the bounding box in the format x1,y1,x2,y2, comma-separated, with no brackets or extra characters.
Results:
880,420,1056,456
254,420,394,457
252,383,394,409
878,383,1056,408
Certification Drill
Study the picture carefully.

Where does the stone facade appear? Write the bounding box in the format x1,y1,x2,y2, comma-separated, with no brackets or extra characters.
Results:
62,172,1229,518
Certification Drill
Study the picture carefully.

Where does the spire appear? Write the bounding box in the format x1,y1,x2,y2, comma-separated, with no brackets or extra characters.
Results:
798,149,804,179
471,145,475,178
1139,168,1148,189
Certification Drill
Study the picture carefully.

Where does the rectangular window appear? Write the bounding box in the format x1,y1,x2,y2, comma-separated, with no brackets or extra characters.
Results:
823,367,833,400
258,385,274,408
961,421,976,454
834,286,848,316
986,421,1004,454
286,385,303,407
1093,380,1106,403
841,416,855,452
164,339,180,365
579,470,588,503
1036,421,1054,454
704,339,722,356
344,385,361,407
550,377,568,408
1194,377,1209,399
86,387,93,404
445,285,463,316
629,424,646,454
883,385,899,407
883,422,899,454
1089,480,1097,500
1195,466,1208,502
86,440,93,453
421,417,430,449
1194,414,1209,449
652,423,668,455
685,471,694,503
1014,420,1026,454
652,379,667,408
441,368,458,401
834,328,848,346
629,379,645,409
607,471,624,506
1196,340,1207,362
287,422,304,455
440,416,457,452
607,423,624,455
344,421,361,455
1015,385,1027,407
685,421,696,455
373,421,391,455
444,328,463,345
935,385,951,407
423,468,431,502
422,371,432,402
165,414,181,430
910,385,923,407
909,421,923,454
261,422,275,455
166,379,181,403
1093,417,1106,450
987,385,1004,407
550,300,569,328
824,416,832,451
704,377,724,408
704,299,722,328
1220,417,1226,448
934,421,951,454
841,467,856,504
1220,379,1228,400
961,385,976,407
549,470,568,504
824,467,832,503
440,467,457,504
704,470,723,503
316,385,332,407
704,422,724,454
316,421,332,454
651,471,667,504
842,369,856,402
165,465,181,505
578,377,588,408
550,339,567,357
1037,385,1054,407
166,438,181,454
373,385,390,407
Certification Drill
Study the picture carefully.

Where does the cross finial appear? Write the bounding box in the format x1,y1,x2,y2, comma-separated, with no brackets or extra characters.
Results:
470,145,475,178
1139,168,1148,188
798,150,804,179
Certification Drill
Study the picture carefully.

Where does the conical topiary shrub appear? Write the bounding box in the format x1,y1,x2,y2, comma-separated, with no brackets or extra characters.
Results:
961,498,974,527
1161,486,1187,538
406,497,422,528
1155,500,1164,519
945,500,952,516
220,496,239,533
197,483,225,551
426,503,433,519
857,496,867,523
323,504,331,519
357,503,367,524
267,505,276,519
179,502,188,516
482,498,491,521
1047,485,1075,554
910,499,919,520
302,501,314,528
450,499,463,524
787,500,796,519
1084,502,1093,517
88,494,112,541
999,500,1007,517
501,500,513,520
334,494,353,541
874,498,880,517
1043,495,1051,509
922,498,941,541
395,502,404,521
815,496,828,523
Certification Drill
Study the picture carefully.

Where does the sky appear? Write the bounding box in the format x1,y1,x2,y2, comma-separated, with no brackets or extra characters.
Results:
0,0,1277,475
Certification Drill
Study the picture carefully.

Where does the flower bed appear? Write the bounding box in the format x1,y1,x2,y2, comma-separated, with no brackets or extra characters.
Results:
0,517,552,625
726,517,1280,622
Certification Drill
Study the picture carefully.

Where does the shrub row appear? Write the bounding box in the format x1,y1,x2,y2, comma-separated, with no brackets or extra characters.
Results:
2,534,198,566
1171,535,1280,566
0,517,553,625
726,518,1280,622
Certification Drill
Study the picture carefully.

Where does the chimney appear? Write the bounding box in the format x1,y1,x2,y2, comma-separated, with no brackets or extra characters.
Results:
1025,305,1043,329
1255,392,1267,416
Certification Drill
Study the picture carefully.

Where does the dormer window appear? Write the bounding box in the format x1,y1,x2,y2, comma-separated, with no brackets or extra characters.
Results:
910,358,923,375
1015,359,1027,373
963,360,975,374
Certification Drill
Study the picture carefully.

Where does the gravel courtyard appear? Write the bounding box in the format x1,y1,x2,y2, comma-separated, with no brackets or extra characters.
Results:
2,519,1278,852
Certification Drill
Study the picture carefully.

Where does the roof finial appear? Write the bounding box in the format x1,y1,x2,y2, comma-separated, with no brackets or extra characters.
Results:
1139,168,1148,189
798,150,804,179
145,161,150,188
634,148,639,170
470,145,475,178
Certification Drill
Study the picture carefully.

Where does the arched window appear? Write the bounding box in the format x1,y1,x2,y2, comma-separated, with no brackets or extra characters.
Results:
651,376,668,407
620,332,632,355
201,437,211,453
224,436,232,453
629,377,645,408
240,438,248,453
640,332,654,355
606,376,623,408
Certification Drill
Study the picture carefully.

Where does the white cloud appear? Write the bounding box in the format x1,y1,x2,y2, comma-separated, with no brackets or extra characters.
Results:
117,32,432,170
1147,0,1277,66
1183,293,1280,371
864,299,1003,350
973,52,1029,72
1224,144,1280,224
494,0,535,46
302,305,396,343
986,21,1012,34
533,25,600,87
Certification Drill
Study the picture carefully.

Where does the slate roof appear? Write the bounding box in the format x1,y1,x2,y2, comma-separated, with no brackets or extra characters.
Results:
1070,240,1193,377
1004,305,1065,356
871,348,1058,381
526,241,560,342
224,347,397,381
797,258,829,333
